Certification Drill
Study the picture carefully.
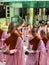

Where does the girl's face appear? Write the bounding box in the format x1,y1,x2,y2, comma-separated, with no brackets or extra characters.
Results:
40,32,46,38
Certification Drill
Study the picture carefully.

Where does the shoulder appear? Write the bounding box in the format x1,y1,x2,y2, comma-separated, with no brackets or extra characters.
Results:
17,37,23,41
35,35,41,41
39,39,45,46
16,37,23,46
28,35,34,41
46,40,49,45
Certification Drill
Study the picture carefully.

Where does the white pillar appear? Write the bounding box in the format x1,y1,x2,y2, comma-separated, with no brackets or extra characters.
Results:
29,8,34,25
14,8,20,16
43,8,45,20
39,8,42,16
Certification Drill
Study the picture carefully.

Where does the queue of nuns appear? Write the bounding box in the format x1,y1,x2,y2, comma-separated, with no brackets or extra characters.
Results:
0,20,49,65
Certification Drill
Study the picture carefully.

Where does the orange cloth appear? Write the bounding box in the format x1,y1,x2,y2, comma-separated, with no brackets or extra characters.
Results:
0,29,3,39
4,33,19,50
29,36,40,50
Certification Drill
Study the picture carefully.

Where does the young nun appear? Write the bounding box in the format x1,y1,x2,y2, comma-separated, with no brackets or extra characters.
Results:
0,28,8,62
39,30,47,65
40,30,48,47
46,32,49,65
3,22,25,65
25,28,46,65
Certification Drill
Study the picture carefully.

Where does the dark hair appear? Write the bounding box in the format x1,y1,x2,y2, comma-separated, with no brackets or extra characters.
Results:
31,28,37,36
8,22,16,33
47,32,49,39
8,22,14,30
40,30,46,35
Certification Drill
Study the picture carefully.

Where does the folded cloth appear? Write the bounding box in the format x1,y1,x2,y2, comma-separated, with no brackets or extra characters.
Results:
0,50,6,53
10,49,17,54
25,49,40,54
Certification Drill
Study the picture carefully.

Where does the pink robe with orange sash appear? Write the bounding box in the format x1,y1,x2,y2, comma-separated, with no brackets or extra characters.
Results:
26,36,46,65
39,36,48,65
4,33,25,65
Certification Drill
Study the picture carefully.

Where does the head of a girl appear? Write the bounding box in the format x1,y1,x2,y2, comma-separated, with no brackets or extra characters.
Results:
31,27,37,36
8,22,16,34
40,30,46,38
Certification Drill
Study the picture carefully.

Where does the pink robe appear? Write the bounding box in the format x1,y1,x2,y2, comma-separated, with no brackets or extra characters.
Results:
0,31,9,62
22,27,28,42
46,40,49,65
37,26,41,37
38,40,47,65
26,36,46,65
5,37,25,65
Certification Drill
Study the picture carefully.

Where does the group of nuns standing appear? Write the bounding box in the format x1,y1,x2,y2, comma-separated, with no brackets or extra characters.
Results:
0,21,49,65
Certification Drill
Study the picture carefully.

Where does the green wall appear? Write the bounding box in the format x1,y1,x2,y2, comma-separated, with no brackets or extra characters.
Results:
0,2,22,24
23,1,49,8
1,1,49,25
